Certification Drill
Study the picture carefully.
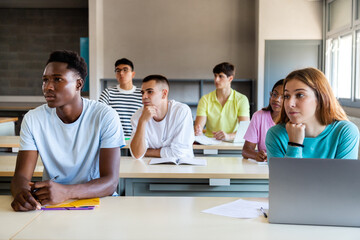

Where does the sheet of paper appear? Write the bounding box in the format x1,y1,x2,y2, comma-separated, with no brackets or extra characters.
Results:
202,199,269,219
246,158,268,165
195,135,222,145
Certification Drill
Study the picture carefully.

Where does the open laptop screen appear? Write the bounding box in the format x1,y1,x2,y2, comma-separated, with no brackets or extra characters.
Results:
269,157,360,227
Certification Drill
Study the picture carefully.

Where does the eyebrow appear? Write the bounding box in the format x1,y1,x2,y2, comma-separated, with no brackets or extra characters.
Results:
141,88,155,92
284,88,307,92
42,74,62,77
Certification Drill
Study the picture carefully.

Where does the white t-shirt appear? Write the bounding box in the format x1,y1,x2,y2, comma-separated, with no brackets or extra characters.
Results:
130,100,194,159
20,98,125,184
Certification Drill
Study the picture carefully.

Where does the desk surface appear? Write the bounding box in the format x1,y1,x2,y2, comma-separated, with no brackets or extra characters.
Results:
0,196,357,240
0,136,243,152
0,155,266,179
123,141,243,150
119,156,268,179
0,102,43,111
0,136,20,148
0,117,18,124
0,196,42,240
0,154,43,177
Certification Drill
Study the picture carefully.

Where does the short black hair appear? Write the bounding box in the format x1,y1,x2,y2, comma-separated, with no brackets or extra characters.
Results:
115,58,134,71
46,50,87,81
213,62,235,77
142,74,169,89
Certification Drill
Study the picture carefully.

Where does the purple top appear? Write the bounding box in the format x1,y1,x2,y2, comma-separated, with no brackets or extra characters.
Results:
243,110,275,152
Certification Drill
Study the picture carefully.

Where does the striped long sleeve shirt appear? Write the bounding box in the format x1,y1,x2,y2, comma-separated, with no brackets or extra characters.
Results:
99,85,143,137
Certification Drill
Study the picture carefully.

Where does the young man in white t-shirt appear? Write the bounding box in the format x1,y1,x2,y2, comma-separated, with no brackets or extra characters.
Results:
99,58,142,137
11,50,125,211
130,75,194,159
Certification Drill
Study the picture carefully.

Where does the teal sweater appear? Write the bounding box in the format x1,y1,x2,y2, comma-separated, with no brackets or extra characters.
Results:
266,121,359,160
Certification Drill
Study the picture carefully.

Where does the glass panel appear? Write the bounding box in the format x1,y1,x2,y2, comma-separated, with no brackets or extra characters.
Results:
356,31,360,99
331,38,339,97
337,34,352,99
325,39,332,81
329,0,352,32
358,0,360,20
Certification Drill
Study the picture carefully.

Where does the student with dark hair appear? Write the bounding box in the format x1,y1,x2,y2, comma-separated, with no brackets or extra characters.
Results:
99,58,142,137
194,62,250,140
11,50,125,211
242,79,284,162
130,75,194,159
266,67,359,159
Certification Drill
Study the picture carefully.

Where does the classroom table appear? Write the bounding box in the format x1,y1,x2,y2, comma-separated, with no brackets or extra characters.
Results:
0,153,43,195
0,136,243,155
0,196,42,240
0,117,18,136
0,154,268,197
192,141,243,155
0,196,358,240
123,141,244,155
0,153,43,177
0,136,20,152
119,156,269,197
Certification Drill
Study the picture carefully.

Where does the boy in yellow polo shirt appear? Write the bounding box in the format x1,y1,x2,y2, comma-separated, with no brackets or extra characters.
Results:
194,62,250,141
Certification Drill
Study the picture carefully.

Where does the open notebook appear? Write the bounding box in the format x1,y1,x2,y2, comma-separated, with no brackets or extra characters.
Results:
149,157,207,166
194,135,222,145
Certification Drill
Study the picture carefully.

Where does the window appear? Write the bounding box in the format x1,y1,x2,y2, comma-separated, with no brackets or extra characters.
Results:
337,34,353,99
326,0,360,107
356,31,360,99
329,0,352,32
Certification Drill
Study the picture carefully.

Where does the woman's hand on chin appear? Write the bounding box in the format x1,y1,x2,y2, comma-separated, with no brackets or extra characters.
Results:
286,121,306,144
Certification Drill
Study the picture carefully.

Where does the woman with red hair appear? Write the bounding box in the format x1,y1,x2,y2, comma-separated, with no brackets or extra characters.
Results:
266,67,359,159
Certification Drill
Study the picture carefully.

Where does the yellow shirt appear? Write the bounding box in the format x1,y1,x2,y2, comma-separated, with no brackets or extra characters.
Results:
196,89,250,137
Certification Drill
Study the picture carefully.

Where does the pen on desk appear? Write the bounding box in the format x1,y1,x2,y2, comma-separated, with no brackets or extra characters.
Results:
32,175,59,193
50,175,59,181
260,207,268,218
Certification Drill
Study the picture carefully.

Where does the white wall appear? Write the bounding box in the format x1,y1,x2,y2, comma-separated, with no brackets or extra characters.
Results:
256,0,322,109
89,0,256,100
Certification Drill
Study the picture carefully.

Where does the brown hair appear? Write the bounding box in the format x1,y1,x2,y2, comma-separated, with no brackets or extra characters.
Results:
276,67,348,124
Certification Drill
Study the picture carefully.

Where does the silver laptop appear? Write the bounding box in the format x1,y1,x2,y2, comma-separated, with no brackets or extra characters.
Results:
224,120,250,143
269,157,360,227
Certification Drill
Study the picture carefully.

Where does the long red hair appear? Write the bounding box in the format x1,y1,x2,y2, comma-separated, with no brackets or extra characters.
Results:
276,67,348,124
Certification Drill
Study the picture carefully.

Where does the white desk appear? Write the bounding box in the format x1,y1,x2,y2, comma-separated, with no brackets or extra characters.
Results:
0,153,43,194
0,137,243,156
0,196,41,240
0,196,357,240
122,140,243,155
119,157,268,197
0,136,20,152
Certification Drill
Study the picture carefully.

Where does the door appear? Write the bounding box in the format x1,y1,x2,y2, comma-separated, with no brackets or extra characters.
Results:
264,40,322,107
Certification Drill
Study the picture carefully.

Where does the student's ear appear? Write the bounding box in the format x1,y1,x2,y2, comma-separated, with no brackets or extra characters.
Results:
131,71,136,79
162,88,168,99
76,79,84,91
228,75,234,83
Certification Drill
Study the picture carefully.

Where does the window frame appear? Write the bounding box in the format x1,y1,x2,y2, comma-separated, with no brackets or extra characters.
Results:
325,0,360,108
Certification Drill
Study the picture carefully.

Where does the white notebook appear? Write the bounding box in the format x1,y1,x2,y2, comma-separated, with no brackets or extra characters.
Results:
194,135,222,145
149,157,207,166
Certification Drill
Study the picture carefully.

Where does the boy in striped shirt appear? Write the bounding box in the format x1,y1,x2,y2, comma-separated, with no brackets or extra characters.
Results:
99,58,143,137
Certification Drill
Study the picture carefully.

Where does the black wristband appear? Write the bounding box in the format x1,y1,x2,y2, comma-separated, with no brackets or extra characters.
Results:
288,142,304,148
